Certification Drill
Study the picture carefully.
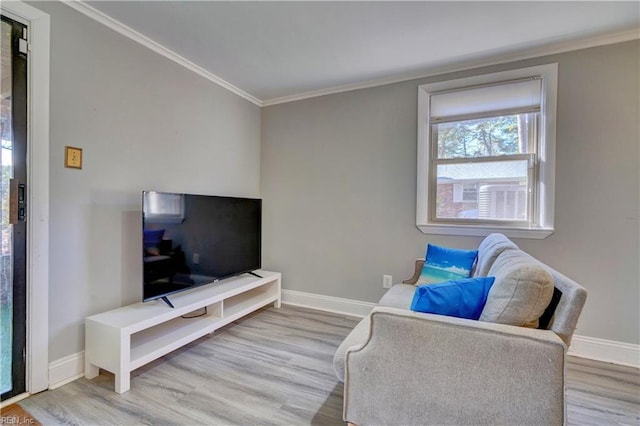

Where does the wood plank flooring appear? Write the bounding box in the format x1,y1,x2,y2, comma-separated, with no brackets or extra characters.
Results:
19,305,640,425
566,355,640,425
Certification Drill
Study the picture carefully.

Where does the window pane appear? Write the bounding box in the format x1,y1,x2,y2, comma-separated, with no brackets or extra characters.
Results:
435,113,535,159
435,160,529,221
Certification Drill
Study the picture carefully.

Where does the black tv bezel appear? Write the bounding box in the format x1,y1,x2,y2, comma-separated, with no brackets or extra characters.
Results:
141,191,262,304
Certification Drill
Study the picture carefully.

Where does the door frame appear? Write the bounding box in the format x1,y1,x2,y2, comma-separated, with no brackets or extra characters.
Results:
0,1,49,400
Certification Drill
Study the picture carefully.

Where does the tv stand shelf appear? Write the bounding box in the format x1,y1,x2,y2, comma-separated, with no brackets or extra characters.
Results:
84,271,281,393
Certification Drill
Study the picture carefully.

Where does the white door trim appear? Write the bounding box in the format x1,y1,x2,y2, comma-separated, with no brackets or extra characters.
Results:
0,1,50,394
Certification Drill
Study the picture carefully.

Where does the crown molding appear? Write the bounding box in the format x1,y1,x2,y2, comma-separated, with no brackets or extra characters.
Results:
262,27,640,106
62,0,263,107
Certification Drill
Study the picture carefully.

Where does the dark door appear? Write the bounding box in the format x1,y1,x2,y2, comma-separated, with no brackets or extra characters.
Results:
1,15,28,401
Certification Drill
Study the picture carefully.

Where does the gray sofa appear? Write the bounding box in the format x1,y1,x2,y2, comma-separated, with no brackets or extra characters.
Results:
333,234,587,426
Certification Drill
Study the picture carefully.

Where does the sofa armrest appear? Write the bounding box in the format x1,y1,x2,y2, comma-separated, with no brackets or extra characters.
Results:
402,259,425,284
344,307,567,426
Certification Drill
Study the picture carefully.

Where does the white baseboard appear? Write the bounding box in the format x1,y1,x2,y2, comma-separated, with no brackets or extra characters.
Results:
44,293,639,390
282,289,376,318
282,289,640,369
568,335,640,368
48,351,85,389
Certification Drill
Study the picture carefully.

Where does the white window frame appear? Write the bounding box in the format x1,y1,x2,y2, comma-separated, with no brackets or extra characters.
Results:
417,64,557,239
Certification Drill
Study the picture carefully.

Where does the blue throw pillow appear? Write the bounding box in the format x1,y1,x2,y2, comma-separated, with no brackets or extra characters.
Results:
417,244,478,284
410,276,495,320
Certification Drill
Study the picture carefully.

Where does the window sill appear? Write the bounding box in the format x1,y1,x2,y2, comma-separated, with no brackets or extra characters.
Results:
416,223,554,240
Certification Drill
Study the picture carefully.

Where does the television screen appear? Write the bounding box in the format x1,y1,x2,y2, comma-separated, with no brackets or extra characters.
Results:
142,191,261,303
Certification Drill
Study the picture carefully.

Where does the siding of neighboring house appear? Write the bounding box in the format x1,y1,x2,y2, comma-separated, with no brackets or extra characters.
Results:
436,180,524,219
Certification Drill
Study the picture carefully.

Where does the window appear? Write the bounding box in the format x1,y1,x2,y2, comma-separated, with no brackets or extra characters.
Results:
417,64,557,239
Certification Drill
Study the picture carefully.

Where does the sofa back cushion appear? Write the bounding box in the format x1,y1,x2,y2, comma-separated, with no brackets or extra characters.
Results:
479,250,554,328
472,233,519,278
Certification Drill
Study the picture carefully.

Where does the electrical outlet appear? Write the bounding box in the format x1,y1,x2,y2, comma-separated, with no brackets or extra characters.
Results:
383,275,393,289
193,253,200,264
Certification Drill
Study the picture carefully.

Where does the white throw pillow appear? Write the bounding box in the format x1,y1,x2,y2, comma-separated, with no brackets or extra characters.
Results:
479,250,554,328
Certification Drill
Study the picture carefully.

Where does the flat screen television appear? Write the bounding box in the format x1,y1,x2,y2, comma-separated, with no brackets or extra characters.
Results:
142,191,261,307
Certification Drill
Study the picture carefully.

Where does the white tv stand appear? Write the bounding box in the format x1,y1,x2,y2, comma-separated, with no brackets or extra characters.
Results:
84,270,281,393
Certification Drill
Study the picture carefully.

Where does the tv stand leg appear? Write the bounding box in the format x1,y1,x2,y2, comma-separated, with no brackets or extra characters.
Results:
85,362,99,379
115,372,130,394
248,271,263,279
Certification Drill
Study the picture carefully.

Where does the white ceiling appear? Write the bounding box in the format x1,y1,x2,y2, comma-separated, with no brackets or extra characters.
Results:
85,1,639,105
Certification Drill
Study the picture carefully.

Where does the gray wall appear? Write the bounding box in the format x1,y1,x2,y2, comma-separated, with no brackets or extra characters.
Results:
262,41,639,345
32,2,262,360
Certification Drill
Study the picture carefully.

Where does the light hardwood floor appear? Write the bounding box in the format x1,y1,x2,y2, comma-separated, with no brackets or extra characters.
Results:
20,305,640,425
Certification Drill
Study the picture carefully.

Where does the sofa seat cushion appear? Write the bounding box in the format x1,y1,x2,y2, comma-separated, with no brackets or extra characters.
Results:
333,315,370,382
480,250,554,328
377,284,415,309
